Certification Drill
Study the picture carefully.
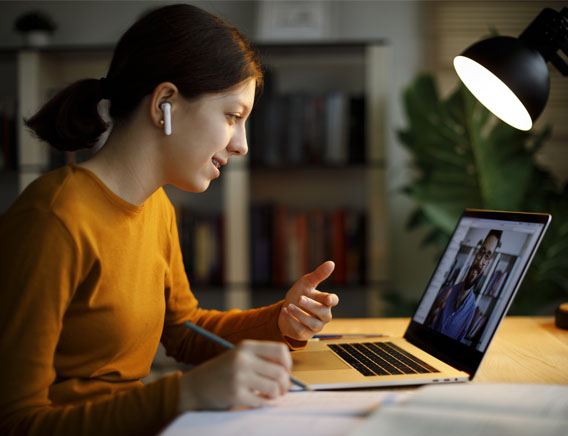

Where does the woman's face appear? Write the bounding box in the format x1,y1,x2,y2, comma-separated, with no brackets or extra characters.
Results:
163,79,255,192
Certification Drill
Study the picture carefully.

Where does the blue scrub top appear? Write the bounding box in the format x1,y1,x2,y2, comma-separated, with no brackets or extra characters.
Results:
430,282,477,342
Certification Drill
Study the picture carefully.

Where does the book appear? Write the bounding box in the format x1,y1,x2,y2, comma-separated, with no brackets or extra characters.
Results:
178,207,224,286
345,211,366,285
1,106,17,170
308,209,327,273
304,94,325,165
330,209,346,285
286,92,308,165
263,94,286,166
250,204,273,286
347,95,366,164
285,211,299,284
294,213,309,280
271,204,287,286
324,91,348,165
352,383,568,436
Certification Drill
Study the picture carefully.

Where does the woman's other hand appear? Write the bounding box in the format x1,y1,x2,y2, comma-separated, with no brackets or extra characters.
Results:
278,261,339,341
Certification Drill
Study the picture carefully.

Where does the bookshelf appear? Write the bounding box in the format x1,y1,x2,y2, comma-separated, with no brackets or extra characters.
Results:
0,50,19,214
14,42,389,316
247,43,390,316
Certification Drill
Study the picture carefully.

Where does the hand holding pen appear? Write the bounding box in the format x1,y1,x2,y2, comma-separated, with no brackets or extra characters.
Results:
178,321,310,412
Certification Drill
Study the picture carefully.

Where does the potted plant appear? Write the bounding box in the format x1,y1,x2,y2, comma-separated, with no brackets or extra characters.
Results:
397,72,568,315
14,10,57,47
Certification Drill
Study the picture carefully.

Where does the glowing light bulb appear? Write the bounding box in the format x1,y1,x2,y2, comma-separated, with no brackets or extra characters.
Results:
454,56,533,131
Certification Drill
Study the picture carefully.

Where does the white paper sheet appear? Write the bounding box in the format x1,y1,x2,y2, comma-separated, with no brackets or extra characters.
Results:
161,390,408,436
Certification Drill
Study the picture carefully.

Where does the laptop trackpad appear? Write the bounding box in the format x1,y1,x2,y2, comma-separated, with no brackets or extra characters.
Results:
293,351,350,371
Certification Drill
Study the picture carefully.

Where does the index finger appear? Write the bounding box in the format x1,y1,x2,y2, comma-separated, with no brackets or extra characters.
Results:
308,291,339,307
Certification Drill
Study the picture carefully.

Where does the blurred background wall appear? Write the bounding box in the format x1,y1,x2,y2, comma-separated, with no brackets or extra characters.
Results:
0,1,565,315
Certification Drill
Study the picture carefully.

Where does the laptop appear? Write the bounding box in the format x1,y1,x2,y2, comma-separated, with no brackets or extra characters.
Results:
291,209,551,389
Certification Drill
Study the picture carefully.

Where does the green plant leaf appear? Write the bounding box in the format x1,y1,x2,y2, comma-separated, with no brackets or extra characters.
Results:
398,72,568,314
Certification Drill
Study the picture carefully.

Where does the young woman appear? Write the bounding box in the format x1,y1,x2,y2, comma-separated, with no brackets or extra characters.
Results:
0,4,338,435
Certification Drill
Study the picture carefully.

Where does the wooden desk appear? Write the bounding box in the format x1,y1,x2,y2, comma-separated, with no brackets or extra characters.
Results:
320,316,568,384
163,317,568,435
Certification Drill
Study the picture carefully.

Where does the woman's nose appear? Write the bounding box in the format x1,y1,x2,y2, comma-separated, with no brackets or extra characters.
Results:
228,124,248,156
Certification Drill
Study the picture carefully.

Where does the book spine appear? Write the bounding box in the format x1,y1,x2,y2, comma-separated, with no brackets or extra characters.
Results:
1,102,18,170
178,207,225,286
324,91,349,166
296,213,309,278
331,209,346,285
272,205,287,287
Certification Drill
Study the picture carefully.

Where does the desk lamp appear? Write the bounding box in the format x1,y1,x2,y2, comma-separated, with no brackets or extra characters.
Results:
453,7,568,131
453,7,568,329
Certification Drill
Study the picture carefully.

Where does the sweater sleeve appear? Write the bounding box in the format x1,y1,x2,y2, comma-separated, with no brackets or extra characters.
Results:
0,209,179,436
160,206,307,365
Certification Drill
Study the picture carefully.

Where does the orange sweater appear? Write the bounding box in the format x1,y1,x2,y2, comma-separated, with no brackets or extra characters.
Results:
0,164,298,435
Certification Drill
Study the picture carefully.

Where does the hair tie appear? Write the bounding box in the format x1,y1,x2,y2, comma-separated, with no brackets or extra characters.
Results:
99,77,113,100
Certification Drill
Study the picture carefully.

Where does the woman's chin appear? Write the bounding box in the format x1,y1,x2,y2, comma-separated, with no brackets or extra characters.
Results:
173,179,210,193
191,183,210,193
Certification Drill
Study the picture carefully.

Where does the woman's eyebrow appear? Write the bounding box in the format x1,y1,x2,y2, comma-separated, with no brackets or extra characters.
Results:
241,103,252,115
233,100,251,116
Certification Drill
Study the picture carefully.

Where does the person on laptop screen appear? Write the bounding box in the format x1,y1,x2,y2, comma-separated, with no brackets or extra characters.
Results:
425,230,502,341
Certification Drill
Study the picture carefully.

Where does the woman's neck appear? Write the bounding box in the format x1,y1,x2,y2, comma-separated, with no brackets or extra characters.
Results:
79,121,164,206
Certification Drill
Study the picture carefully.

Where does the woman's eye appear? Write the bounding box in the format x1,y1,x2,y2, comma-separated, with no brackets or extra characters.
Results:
227,114,241,124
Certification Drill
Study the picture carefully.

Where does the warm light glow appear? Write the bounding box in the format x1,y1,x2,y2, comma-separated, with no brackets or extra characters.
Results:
454,56,533,131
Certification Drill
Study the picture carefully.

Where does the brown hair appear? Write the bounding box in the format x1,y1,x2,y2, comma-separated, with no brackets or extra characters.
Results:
25,4,263,151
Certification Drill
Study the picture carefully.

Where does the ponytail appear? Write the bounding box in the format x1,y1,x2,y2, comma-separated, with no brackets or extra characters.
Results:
25,78,109,151
25,4,263,152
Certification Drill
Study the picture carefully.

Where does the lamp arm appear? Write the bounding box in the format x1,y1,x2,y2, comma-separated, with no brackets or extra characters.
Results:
550,8,568,76
549,53,568,77
519,8,568,77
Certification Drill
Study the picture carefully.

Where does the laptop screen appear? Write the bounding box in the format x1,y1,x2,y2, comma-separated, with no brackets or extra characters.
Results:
405,209,550,376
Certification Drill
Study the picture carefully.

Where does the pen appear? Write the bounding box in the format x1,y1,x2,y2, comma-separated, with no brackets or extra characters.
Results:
183,320,312,391
312,333,388,340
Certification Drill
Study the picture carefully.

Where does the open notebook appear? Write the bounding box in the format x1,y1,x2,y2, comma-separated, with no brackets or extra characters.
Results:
291,209,551,389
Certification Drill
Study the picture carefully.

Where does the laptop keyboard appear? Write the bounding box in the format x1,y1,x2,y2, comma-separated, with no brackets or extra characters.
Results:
328,342,439,377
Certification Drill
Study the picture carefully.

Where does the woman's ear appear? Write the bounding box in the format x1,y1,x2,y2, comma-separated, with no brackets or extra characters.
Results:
150,82,179,132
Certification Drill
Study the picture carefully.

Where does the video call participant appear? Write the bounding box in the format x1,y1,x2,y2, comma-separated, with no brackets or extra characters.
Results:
425,230,502,341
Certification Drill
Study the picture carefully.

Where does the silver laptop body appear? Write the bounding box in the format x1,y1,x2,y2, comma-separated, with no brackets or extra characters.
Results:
292,209,551,389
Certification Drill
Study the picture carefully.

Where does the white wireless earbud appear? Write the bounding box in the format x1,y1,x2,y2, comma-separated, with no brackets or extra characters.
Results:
160,102,172,136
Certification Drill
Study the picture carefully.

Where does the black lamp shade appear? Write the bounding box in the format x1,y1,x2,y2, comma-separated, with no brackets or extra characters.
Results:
455,36,550,130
